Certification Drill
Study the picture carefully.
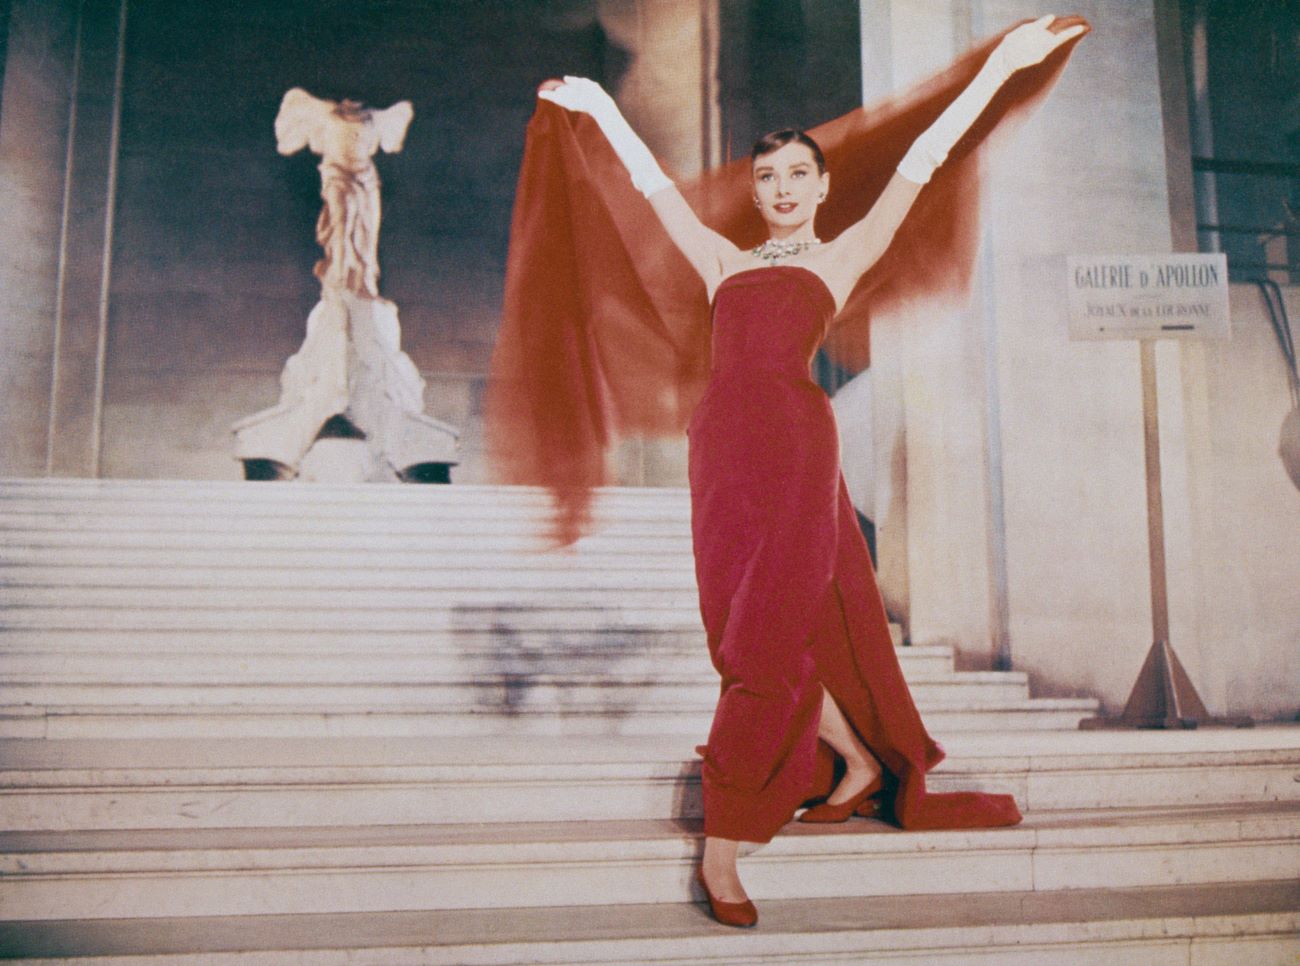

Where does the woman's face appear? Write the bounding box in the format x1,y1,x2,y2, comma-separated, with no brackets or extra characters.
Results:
752,142,828,235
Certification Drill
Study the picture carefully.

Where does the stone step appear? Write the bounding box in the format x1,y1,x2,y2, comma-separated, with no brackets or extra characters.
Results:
0,625,912,655
3,730,1296,832
0,646,940,682
2,880,1295,964
0,479,690,505
4,585,711,610
0,699,1104,739
2,802,1296,921
0,511,694,538
0,545,695,569
0,605,708,631
0,650,726,679
3,565,701,590
0,528,694,553
0,480,690,507
0,673,1031,707
0,496,692,526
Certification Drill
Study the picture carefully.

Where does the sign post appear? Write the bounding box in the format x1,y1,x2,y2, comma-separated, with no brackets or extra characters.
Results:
1065,254,1251,729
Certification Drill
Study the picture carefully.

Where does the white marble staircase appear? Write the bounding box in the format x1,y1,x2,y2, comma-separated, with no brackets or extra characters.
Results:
0,478,1098,739
0,478,1296,964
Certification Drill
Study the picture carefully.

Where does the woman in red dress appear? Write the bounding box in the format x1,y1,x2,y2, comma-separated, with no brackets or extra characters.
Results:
512,15,1086,927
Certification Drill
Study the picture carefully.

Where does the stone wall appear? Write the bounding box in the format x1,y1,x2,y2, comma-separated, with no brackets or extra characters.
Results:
1177,283,1300,718
0,0,864,486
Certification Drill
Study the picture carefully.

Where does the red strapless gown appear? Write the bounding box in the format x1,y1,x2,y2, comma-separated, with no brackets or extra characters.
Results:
689,265,1021,843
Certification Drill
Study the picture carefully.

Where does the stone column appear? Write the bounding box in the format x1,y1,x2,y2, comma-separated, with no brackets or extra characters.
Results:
839,0,999,656
598,0,717,488
0,0,71,476
0,0,123,477
845,0,1196,689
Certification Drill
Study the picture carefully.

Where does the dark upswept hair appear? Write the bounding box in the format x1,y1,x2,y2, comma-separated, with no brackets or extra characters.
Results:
750,129,827,174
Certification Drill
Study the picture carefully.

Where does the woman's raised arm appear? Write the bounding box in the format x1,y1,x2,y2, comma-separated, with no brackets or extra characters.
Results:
538,77,738,288
831,15,1086,286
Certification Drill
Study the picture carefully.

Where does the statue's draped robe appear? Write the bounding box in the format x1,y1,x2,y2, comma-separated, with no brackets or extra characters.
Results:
315,160,382,297
273,89,413,300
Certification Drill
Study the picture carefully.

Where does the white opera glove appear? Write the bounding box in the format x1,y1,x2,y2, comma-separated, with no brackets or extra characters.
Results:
897,15,1086,184
538,76,673,198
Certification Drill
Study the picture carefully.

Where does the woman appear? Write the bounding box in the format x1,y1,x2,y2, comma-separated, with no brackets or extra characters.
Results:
507,16,1086,927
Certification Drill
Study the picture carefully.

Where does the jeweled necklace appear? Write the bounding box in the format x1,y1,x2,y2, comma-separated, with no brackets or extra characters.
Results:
752,237,821,262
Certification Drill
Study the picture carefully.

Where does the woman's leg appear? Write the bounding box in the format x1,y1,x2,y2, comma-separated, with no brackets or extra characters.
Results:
817,686,882,804
700,835,746,901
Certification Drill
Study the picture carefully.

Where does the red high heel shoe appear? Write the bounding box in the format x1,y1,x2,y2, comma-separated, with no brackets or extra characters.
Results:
797,775,883,823
694,868,758,928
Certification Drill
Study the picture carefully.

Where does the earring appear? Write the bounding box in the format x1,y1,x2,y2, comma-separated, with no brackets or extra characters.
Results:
753,197,761,208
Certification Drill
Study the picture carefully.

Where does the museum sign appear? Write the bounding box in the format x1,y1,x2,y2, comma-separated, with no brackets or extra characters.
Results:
1066,253,1230,341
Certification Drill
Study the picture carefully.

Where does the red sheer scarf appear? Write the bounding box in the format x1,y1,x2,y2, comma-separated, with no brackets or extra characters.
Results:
486,18,1089,542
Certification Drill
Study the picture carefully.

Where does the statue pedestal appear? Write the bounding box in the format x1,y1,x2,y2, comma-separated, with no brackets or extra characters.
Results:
232,291,459,482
